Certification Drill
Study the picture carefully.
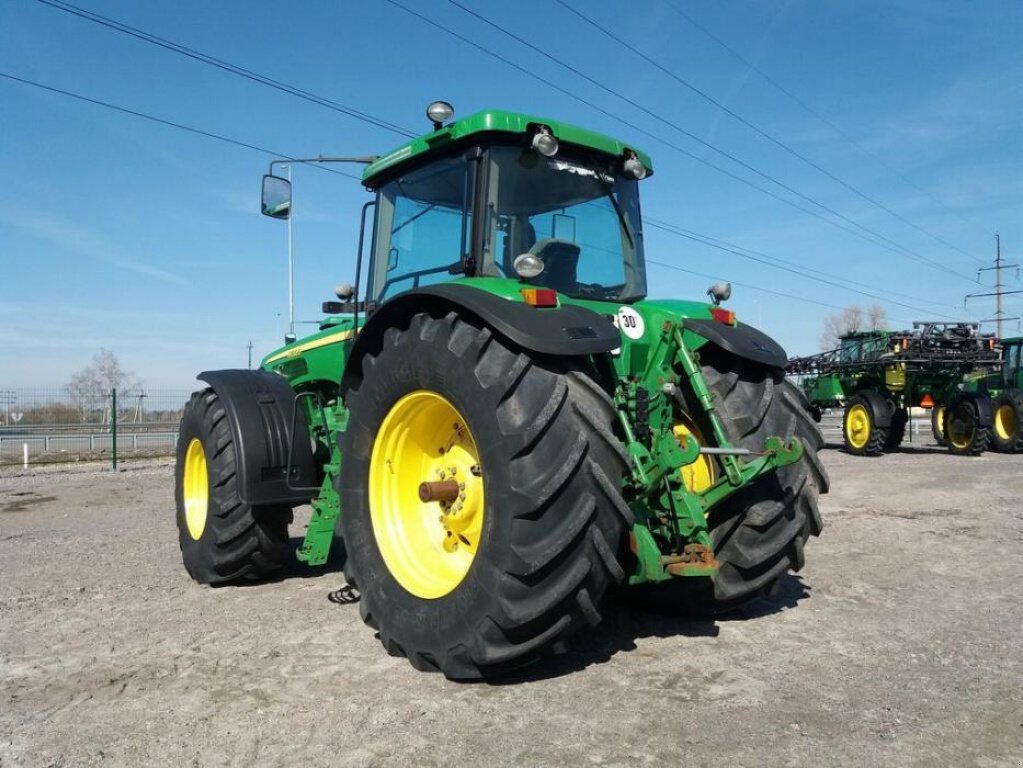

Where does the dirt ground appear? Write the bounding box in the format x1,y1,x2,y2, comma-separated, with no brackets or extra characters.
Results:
1,427,1021,767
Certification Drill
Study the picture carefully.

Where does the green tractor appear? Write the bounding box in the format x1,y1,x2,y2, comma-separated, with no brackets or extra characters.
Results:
174,104,827,679
970,335,1023,453
788,323,1003,456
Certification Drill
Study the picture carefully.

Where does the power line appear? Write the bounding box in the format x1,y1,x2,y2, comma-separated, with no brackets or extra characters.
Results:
645,256,847,313
558,0,985,267
646,219,962,321
443,0,976,284
0,73,969,325
644,217,952,310
0,72,362,181
32,0,417,139
385,0,973,282
381,0,914,263
661,0,991,250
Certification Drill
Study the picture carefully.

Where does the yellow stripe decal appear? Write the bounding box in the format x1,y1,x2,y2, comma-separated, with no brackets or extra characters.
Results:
264,330,355,364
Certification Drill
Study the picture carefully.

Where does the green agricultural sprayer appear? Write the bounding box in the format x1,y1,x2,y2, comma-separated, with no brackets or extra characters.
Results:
174,103,828,679
786,322,1015,456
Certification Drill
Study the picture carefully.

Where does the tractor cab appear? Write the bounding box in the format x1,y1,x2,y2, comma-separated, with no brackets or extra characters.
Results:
1002,337,1023,389
358,107,652,306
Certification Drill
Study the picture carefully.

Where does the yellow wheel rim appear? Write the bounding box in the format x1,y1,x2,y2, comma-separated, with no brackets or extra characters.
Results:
183,438,209,541
935,407,945,436
369,391,485,599
994,403,1017,441
673,417,716,493
845,403,871,450
948,407,974,449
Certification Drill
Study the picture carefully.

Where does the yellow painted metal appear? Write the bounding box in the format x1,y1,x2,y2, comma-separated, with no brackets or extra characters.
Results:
672,418,716,493
183,438,209,541
948,410,974,449
369,391,485,599
845,403,871,450
994,403,1017,441
263,330,355,364
935,406,945,437
884,364,907,390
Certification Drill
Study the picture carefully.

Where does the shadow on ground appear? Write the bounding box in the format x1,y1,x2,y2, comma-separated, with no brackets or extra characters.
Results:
319,570,811,683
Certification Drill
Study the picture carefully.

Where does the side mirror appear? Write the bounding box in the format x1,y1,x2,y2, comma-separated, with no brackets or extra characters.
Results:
261,174,292,219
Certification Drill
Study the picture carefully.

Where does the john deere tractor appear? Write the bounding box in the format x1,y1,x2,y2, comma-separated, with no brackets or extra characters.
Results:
174,104,827,679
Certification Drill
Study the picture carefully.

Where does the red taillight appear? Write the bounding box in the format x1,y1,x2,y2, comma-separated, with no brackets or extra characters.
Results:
920,394,935,408
710,307,736,326
520,288,558,307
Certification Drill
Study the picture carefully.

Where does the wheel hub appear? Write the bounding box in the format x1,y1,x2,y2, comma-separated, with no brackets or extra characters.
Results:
845,404,870,449
369,391,485,599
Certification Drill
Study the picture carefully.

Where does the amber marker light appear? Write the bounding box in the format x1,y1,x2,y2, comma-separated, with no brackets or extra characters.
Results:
521,288,558,307
710,307,736,326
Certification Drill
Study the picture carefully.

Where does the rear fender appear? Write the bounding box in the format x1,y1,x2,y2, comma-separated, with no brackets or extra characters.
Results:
951,391,994,427
341,283,619,392
197,369,318,506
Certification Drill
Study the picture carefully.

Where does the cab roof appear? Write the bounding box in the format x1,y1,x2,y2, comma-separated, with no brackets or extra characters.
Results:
362,108,653,187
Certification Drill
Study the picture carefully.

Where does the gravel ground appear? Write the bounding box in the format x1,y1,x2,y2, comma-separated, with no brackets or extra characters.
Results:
1,428,1021,767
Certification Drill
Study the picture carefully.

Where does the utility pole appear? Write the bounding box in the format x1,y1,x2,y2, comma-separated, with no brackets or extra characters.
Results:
965,234,1021,338
247,340,254,369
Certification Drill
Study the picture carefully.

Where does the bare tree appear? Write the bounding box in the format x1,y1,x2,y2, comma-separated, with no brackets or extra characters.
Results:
66,349,141,423
819,303,890,350
819,305,865,350
867,303,888,331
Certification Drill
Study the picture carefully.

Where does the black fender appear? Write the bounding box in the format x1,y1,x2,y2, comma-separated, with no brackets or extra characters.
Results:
341,284,619,392
197,369,318,506
949,390,994,427
684,318,787,370
852,389,893,428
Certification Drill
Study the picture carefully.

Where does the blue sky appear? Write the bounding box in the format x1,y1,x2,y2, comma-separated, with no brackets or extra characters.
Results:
1,0,1021,390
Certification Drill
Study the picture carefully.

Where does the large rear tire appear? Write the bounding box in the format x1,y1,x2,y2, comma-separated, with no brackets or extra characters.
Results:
174,389,293,584
697,347,829,608
339,312,630,679
991,390,1023,453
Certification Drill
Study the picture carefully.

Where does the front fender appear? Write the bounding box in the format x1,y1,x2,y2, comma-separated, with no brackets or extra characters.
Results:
197,369,318,506
684,318,788,369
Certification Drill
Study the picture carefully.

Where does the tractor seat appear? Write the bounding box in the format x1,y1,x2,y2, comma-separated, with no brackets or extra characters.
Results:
527,238,580,293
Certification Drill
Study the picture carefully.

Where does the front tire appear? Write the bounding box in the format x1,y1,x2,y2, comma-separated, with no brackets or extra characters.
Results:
174,390,293,584
843,393,887,456
698,347,829,608
339,312,630,679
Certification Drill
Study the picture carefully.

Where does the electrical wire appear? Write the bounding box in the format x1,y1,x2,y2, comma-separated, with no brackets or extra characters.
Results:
644,217,951,309
559,0,986,267
443,0,976,283
645,219,962,320
32,0,417,139
0,72,363,181
661,0,992,250
0,72,973,324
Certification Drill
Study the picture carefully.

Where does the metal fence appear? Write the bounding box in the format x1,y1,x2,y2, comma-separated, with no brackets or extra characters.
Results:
0,388,192,468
